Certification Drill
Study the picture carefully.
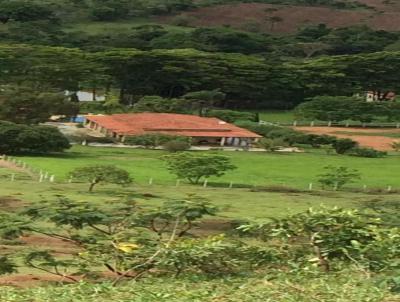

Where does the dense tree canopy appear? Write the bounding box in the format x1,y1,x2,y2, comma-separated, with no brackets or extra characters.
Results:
0,43,399,110
0,86,78,124
0,122,70,154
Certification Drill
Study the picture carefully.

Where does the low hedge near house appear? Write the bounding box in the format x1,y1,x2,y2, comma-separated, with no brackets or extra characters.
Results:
124,133,191,149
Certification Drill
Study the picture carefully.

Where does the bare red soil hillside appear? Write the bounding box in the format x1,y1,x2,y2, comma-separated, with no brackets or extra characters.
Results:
160,1,400,33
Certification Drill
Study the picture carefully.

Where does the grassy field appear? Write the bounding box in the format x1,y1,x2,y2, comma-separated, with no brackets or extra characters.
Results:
0,144,398,220
13,145,400,189
1,146,400,298
1,172,382,220
0,144,397,220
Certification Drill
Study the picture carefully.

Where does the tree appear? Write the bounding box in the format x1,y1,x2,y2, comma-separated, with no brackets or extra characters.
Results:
0,0,57,23
0,86,78,124
183,89,226,115
294,96,378,122
69,165,132,192
318,166,361,190
0,122,70,154
163,152,236,184
133,96,190,113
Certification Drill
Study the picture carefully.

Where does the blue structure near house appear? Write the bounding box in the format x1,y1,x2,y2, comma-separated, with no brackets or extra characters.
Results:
70,116,86,123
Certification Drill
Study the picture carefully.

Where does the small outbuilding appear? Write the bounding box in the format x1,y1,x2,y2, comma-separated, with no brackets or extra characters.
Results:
85,113,261,147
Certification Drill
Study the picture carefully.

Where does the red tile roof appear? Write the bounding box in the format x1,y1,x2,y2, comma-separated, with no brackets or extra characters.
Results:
85,113,261,138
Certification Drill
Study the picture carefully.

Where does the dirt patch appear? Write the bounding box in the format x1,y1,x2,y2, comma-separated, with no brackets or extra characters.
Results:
295,126,400,150
159,2,400,33
193,218,235,236
0,197,26,211
0,274,74,288
19,235,79,255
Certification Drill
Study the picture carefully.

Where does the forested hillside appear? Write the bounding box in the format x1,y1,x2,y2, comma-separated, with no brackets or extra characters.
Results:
0,0,399,110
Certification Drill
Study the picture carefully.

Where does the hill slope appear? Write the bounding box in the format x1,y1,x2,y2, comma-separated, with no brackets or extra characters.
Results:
159,1,400,33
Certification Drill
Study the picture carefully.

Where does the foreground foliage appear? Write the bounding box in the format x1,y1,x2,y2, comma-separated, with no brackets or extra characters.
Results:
0,272,398,302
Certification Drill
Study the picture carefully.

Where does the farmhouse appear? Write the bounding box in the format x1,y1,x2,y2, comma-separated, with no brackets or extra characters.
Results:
85,113,261,146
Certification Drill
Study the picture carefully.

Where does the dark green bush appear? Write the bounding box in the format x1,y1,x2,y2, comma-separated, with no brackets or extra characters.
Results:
350,147,387,158
0,121,70,154
296,134,337,147
332,138,358,154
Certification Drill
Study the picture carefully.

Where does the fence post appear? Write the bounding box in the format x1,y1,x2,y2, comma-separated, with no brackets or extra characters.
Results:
203,179,208,188
10,174,15,182
310,121,315,127
49,175,55,183
328,121,332,127
148,178,153,186
175,179,180,187
229,181,233,189
333,182,338,191
308,183,313,191
293,121,297,127
387,186,392,192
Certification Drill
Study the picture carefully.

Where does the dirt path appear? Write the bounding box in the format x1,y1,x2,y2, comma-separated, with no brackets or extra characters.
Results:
295,127,400,151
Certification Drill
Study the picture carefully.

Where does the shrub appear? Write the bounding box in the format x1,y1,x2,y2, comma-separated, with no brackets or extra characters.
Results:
124,134,190,148
258,138,287,151
234,121,282,137
350,147,387,158
318,166,361,190
391,141,400,152
163,140,191,152
332,138,358,154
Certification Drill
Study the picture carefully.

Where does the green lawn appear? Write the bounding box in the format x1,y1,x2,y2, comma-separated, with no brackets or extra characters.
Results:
257,110,296,123
14,145,400,189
